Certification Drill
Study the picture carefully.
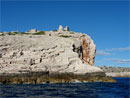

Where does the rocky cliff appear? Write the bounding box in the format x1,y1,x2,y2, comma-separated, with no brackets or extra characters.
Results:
0,27,115,83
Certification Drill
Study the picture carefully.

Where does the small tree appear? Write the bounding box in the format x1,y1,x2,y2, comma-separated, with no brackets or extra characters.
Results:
33,31,45,35
59,35,71,38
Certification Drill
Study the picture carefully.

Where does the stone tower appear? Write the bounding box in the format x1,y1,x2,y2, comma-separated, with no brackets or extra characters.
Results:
64,26,69,31
58,25,63,31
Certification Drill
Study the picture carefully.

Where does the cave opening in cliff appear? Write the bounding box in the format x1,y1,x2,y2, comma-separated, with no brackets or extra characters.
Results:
72,44,82,59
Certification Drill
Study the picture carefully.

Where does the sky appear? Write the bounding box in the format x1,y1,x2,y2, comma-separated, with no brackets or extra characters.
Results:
0,0,129,67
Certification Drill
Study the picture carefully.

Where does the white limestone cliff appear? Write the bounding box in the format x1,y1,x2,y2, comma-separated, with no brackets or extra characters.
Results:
0,29,102,75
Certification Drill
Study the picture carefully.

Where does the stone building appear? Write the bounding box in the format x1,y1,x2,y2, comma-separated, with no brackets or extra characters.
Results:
64,26,69,31
58,25,63,31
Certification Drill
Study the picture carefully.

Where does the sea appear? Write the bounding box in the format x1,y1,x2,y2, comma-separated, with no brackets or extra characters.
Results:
0,77,129,98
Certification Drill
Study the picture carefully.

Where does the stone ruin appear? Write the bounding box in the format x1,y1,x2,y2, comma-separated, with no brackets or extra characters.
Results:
58,25,63,31
64,26,69,31
58,25,69,31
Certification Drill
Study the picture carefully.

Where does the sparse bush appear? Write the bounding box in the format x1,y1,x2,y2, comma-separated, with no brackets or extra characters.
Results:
0,34,5,36
81,35,86,37
53,30,57,32
8,32,14,35
59,35,71,38
21,32,25,34
21,32,30,35
13,32,19,34
69,31,74,34
33,31,45,35
8,32,19,35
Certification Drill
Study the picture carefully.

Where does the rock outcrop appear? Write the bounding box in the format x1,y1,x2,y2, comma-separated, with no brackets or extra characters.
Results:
0,27,115,83
81,38,95,66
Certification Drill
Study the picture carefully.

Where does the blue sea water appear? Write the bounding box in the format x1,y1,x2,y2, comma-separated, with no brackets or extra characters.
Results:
0,77,129,98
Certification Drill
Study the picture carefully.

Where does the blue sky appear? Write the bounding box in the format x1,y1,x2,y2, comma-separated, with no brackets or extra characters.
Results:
1,0,129,67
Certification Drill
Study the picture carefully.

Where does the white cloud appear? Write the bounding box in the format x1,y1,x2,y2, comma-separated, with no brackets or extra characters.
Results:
104,46,130,52
95,60,104,63
96,46,130,56
106,58,130,64
96,50,111,56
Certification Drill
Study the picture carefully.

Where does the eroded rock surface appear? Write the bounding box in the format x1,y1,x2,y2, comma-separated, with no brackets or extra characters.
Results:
81,38,96,66
0,30,98,75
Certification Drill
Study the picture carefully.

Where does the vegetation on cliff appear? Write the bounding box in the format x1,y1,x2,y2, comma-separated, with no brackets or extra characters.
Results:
33,31,45,35
59,35,71,38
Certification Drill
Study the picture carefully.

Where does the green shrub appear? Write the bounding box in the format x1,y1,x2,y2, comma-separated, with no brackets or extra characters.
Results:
81,35,86,37
53,30,57,32
59,35,71,38
8,32,19,35
0,34,5,36
69,31,74,34
21,32,25,34
8,32,14,35
21,32,31,35
13,32,19,34
33,31,45,35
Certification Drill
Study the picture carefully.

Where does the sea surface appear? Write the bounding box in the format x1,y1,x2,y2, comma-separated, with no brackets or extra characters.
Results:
0,77,129,98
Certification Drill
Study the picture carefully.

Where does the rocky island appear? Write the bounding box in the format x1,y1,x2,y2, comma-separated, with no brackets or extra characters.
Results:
0,25,116,84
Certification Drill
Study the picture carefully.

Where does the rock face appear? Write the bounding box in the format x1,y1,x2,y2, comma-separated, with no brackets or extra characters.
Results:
0,34,97,74
81,38,95,66
0,29,115,83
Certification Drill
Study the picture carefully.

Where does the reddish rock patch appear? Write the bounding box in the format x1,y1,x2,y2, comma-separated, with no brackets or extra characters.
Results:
81,38,95,66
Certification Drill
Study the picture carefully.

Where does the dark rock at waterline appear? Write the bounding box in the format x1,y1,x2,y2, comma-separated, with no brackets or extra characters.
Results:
0,72,116,84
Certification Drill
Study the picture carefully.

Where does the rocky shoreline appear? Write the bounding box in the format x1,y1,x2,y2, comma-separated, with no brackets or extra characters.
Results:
0,72,116,84
105,72,130,77
100,66,130,77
